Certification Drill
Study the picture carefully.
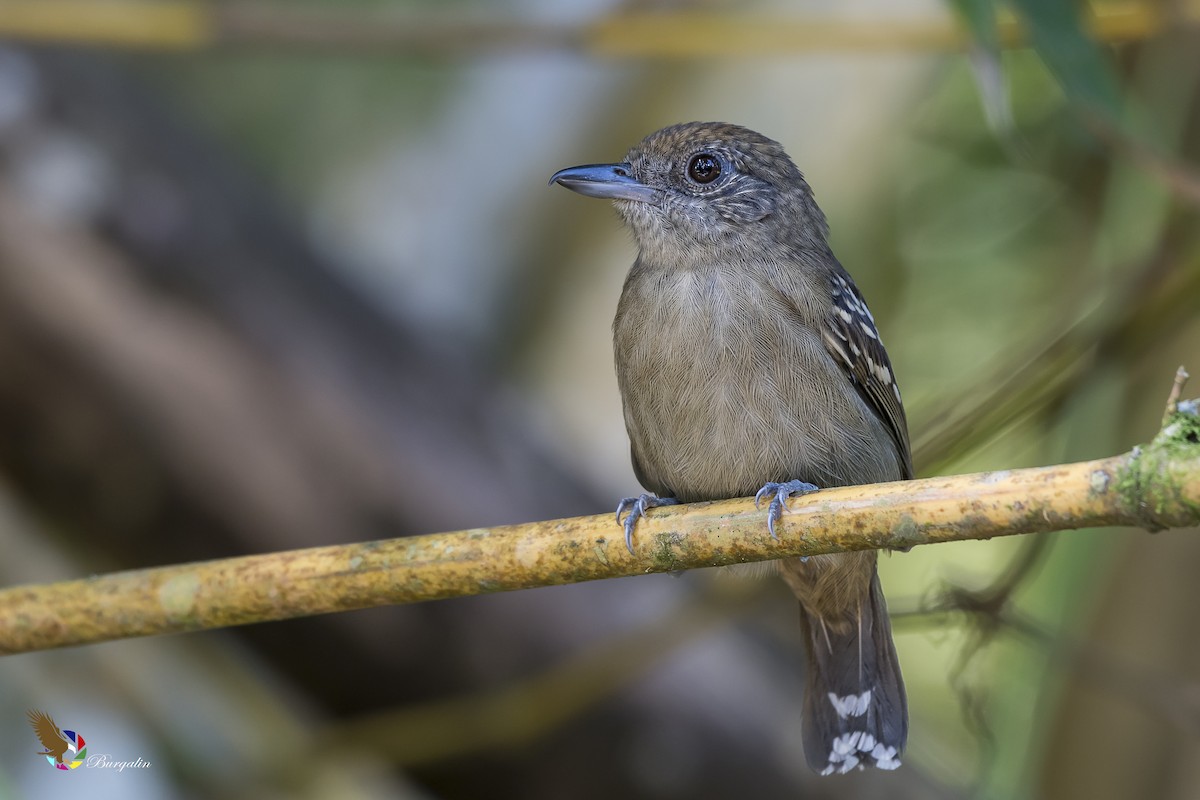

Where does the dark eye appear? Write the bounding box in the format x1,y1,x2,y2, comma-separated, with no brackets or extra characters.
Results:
687,153,721,184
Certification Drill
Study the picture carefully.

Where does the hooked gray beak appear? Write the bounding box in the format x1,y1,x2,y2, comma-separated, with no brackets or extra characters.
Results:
548,163,659,203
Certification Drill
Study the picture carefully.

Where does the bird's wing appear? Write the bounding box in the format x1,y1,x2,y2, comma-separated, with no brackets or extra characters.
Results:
27,710,68,755
820,267,914,479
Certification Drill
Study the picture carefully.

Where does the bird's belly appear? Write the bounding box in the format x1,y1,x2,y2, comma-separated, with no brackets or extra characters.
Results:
614,273,857,501
623,363,831,501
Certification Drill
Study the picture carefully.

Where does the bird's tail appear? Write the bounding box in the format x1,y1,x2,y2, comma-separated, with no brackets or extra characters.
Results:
799,571,907,775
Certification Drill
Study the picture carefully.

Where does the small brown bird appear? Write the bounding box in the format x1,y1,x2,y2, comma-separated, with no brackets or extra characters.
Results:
551,122,909,774
27,709,70,764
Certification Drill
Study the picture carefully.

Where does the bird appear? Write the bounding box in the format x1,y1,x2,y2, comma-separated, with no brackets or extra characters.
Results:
550,122,910,774
27,709,70,764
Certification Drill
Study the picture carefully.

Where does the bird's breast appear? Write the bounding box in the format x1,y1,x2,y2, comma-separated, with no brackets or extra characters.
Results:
613,265,866,501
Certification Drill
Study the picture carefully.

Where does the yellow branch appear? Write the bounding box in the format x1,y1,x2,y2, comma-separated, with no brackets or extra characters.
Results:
586,5,1161,57
0,0,213,49
1,399,1197,656
0,0,1195,55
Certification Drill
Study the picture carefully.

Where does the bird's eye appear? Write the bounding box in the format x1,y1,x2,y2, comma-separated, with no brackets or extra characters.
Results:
687,153,721,185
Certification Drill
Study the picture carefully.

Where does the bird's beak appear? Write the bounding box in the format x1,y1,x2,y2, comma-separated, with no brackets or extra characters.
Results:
548,163,659,203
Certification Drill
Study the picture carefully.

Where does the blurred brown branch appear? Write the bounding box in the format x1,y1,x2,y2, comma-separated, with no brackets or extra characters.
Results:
894,596,1200,739
2,399,1198,656
321,590,751,766
1087,114,1200,207
0,0,1196,55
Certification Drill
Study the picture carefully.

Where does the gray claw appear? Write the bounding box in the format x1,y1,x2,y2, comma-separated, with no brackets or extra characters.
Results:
615,497,636,525
615,494,679,555
754,480,820,539
753,484,774,509
767,497,785,540
623,505,639,554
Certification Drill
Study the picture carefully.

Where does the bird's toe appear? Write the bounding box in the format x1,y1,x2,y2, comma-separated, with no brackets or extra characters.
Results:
615,494,679,554
754,480,820,538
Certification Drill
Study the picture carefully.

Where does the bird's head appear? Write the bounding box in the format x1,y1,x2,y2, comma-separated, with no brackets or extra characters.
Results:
550,122,829,267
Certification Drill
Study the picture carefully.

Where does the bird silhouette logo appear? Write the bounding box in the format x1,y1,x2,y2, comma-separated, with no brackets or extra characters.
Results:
27,709,87,770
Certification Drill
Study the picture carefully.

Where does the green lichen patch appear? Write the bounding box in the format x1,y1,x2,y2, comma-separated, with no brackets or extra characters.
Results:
1153,402,1200,455
1115,403,1200,529
650,531,687,573
158,572,201,622
890,514,921,548
1089,469,1111,497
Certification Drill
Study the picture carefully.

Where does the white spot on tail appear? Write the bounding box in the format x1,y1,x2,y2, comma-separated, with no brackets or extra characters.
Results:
820,730,901,775
827,690,871,719
872,743,902,770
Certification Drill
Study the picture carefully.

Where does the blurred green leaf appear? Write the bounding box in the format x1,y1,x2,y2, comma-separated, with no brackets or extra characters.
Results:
948,0,1017,145
1008,0,1123,121
948,0,1124,143
948,0,1000,51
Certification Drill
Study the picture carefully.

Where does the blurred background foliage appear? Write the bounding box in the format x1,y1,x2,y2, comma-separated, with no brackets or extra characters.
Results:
0,0,1198,798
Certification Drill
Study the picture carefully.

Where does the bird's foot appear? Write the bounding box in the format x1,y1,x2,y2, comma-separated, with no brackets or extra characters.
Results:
754,480,820,539
615,494,679,555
